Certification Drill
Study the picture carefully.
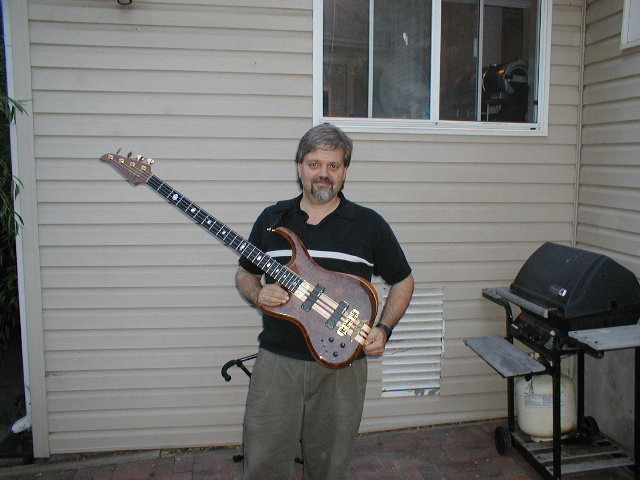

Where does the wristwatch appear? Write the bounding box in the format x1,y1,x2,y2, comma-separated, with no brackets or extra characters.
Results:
375,323,392,340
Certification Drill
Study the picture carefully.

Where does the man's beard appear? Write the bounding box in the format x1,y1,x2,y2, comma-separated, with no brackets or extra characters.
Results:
310,177,337,202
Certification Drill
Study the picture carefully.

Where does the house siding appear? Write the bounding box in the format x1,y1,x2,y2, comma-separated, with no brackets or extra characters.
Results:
577,0,640,451
6,0,584,455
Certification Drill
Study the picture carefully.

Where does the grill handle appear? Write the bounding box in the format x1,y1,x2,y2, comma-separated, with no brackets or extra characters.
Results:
495,287,557,318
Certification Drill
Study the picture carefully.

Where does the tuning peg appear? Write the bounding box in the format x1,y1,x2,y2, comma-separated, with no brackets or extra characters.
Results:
127,152,133,158
136,155,143,161
146,158,155,164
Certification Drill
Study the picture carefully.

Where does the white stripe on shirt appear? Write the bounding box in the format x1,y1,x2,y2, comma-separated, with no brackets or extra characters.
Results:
266,249,374,268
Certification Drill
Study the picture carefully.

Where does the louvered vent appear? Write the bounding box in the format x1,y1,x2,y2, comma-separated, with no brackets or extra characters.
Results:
381,287,444,397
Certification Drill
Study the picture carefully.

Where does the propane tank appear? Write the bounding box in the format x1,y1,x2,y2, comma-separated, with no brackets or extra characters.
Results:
515,374,577,441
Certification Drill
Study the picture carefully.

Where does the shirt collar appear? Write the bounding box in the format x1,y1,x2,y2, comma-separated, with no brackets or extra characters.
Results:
290,191,355,220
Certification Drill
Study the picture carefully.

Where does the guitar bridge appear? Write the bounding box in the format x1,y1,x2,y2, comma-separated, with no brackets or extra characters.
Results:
337,309,370,345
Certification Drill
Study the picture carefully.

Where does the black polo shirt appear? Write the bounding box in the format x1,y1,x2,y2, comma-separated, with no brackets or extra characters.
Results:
239,193,412,360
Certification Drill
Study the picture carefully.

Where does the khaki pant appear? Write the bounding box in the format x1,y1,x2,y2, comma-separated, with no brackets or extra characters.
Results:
242,348,368,480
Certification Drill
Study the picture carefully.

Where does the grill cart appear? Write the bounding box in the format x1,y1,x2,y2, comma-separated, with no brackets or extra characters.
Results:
465,243,640,479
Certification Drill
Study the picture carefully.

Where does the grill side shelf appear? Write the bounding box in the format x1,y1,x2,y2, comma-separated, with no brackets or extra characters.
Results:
464,335,546,378
569,324,640,352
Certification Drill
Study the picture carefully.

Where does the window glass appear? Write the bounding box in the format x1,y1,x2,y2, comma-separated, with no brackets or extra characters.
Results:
372,0,431,119
439,0,479,121
322,0,542,127
323,0,369,117
479,1,537,123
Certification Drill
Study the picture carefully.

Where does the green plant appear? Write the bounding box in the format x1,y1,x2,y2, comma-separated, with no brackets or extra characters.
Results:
0,93,26,355
0,94,26,124
1,4,28,356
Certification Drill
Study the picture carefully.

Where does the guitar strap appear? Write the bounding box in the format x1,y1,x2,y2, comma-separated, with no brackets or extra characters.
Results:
261,196,299,245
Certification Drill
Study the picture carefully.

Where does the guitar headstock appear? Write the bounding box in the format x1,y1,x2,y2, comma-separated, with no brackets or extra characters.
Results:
99,152,154,185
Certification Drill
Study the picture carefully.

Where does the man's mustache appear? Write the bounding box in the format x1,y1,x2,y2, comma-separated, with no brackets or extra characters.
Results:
312,176,333,186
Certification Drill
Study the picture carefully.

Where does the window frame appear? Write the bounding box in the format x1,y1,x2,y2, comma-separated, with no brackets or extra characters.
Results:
313,0,553,136
621,0,640,50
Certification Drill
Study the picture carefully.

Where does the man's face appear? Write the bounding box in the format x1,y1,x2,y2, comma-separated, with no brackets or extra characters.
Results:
297,148,348,204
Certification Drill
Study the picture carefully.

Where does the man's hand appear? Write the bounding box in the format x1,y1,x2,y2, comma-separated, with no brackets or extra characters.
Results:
364,326,387,356
258,283,290,307
236,267,289,308
363,273,414,357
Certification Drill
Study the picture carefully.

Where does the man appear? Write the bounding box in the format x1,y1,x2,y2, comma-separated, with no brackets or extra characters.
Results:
235,123,414,480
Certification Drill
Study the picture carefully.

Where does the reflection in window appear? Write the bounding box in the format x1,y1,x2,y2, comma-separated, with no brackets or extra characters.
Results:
439,0,479,121
323,0,369,118
440,0,537,122
322,0,540,125
323,0,431,119
372,1,431,119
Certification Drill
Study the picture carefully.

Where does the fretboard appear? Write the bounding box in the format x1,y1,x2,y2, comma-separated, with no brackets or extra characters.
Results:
146,174,303,292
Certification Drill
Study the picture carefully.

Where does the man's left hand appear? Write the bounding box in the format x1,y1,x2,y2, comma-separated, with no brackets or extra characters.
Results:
364,326,387,356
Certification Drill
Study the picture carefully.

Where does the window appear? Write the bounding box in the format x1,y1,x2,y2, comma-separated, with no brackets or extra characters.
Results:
315,0,551,134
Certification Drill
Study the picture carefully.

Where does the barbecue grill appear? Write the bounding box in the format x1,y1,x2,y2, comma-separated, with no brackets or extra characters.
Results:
465,242,640,479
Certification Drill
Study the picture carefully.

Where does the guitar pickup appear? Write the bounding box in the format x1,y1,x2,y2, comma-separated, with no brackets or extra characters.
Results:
326,301,349,329
301,283,325,312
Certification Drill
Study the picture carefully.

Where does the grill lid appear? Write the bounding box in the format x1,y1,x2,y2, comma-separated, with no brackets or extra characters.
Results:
510,242,640,327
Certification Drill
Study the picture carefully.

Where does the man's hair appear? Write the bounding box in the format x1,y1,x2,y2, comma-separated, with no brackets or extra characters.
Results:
295,123,353,168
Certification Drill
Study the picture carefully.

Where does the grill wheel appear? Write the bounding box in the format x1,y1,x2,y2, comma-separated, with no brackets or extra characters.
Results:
494,426,513,456
580,415,600,437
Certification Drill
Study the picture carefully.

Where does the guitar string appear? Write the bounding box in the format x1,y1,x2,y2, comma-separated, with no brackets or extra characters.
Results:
107,156,369,344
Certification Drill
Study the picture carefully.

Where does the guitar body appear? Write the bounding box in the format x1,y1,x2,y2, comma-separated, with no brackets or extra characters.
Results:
263,227,379,369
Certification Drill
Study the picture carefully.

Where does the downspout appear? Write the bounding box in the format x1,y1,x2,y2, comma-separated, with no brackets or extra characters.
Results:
566,0,588,396
3,0,50,457
572,0,587,248
1,0,32,436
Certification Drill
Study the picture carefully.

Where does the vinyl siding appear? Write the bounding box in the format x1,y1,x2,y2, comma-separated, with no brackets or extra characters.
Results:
579,0,640,271
577,0,640,451
8,0,584,454
28,0,312,455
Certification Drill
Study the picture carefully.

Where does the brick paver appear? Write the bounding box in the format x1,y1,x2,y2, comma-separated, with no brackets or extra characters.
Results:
0,420,636,479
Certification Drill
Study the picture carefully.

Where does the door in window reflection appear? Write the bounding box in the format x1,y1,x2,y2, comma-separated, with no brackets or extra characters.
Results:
440,0,538,123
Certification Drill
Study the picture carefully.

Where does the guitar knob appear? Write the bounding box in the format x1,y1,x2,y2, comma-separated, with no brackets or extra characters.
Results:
333,351,339,357
329,337,334,342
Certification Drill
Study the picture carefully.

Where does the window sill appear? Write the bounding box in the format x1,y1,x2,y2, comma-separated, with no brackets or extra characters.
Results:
321,117,548,137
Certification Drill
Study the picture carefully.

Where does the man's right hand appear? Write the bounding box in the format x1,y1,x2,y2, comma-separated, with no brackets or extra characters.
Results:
258,283,290,307
236,267,290,309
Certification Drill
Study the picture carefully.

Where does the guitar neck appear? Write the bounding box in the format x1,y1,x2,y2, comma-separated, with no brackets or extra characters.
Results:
145,174,302,292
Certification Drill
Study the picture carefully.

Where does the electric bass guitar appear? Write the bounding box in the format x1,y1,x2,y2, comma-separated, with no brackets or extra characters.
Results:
100,153,378,369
